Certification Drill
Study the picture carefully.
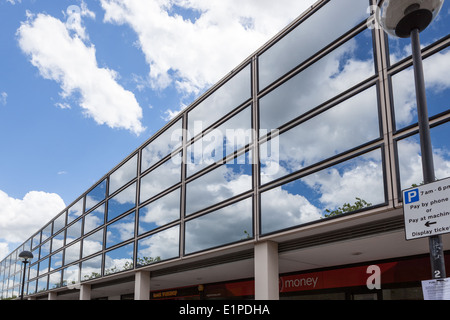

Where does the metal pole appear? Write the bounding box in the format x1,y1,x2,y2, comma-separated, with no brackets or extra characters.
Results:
20,261,27,300
410,28,446,279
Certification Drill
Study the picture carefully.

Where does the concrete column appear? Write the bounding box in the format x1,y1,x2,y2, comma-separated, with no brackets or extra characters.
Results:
48,291,57,300
135,270,150,300
80,284,91,300
254,241,279,300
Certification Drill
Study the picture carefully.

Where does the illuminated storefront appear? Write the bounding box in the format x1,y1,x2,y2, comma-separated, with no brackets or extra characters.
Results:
1,0,450,300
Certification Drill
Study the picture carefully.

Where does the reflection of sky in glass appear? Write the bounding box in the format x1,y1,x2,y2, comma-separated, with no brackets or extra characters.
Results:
137,225,180,266
106,212,135,249
388,1,450,65
392,47,450,130
48,271,61,289
258,0,370,90
81,255,102,282
397,121,450,192
107,182,136,221
186,152,252,215
261,86,380,184
185,198,252,254
53,213,66,235
84,203,105,234
187,106,252,177
109,155,137,195
37,276,47,292
50,251,63,271
82,229,103,258
85,179,107,213
140,155,181,203
51,231,64,253
66,219,82,244
67,198,83,224
62,264,80,286
41,224,52,243
261,149,385,234
188,64,251,138
260,28,374,131
141,118,182,172
138,188,180,235
64,241,80,265
104,243,134,275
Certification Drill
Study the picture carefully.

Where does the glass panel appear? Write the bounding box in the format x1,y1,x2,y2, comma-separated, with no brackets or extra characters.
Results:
258,0,370,89
27,280,36,295
187,106,252,177
138,188,180,235
107,182,136,221
51,231,65,253
261,149,385,234
41,224,52,242
106,212,135,249
37,276,47,293
85,179,107,212
137,225,180,267
40,241,50,259
104,243,134,275
28,264,38,280
141,118,183,172
260,29,375,131
188,64,251,138
140,155,181,203
50,251,63,271
62,264,80,288
81,255,102,282
391,47,450,131
84,203,105,234
53,213,66,234
38,258,49,276
31,233,40,249
48,271,62,289
109,154,138,195
185,197,253,254
66,219,82,244
68,198,84,224
397,121,450,193
186,152,252,215
388,0,450,65
261,86,380,184
64,241,80,266
82,229,104,258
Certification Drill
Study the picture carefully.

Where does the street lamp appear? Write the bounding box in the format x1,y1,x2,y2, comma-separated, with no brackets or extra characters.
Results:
376,0,446,280
18,250,33,300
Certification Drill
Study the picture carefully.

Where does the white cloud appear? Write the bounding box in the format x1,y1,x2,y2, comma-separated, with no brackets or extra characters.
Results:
0,92,7,106
17,12,145,135
0,190,66,260
100,0,316,97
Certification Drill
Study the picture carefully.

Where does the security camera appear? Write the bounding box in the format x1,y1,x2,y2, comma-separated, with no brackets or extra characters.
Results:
376,0,445,37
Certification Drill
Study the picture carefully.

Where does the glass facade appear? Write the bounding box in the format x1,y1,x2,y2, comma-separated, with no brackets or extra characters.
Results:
1,0,449,299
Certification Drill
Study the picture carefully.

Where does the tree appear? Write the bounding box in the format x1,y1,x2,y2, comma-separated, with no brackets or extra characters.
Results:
323,197,372,218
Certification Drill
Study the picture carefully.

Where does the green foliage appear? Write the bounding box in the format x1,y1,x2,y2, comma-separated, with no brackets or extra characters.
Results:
324,197,372,218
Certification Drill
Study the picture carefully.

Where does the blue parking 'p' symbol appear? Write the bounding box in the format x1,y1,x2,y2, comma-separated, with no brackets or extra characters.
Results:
404,188,419,204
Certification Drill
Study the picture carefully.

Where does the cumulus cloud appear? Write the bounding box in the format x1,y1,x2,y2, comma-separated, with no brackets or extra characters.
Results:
0,92,7,106
100,0,316,97
16,11,145,135
0,190,66,259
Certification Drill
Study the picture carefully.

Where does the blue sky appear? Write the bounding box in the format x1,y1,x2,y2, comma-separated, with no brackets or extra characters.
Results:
0,0,318,258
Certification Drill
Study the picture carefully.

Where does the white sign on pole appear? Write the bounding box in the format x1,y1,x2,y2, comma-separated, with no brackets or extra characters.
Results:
422,278,450,300
402,177,450,240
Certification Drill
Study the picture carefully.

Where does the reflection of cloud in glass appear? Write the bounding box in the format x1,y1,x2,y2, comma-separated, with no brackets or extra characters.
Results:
138,188,180,235
109,155,137,195
82,229,103,257
185,198,252,254
261,86,379,184
261,149,385,234
260,29,374,131
392,48,450,129
107,183,136,221
104,243,134,275
137,225,179,266
186,152,252,215
84,204,105,234
106,212,135,248
142,119,182,172
258,0,370,90
68,198,83,223
85,179,106,212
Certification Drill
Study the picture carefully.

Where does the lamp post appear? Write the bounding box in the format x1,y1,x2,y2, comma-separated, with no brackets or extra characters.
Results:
18,250,33,300
376,0,446,280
